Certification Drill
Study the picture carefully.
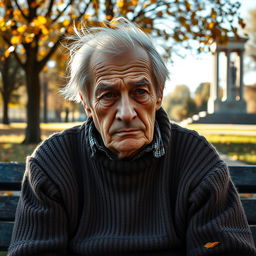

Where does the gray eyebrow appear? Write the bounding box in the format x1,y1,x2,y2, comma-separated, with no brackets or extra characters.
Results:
95,79,150,96
95,83,117,96
133,79,150,86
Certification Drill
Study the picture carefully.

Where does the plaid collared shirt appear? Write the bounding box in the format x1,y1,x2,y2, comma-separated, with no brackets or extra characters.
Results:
88,119,165,160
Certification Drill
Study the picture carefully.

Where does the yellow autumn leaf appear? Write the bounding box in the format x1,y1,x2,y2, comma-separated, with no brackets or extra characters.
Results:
39,48,47,57
69,14,77,19
41,34,49,41
63,19,70,26
131,0,138,5
11,35,22,45
0,18,6,29
13,10,21,17
4,49,10,58
17,25,27,33
42,65,48,71
204,241,221,248
24,33,35,43
106,15,112,20
208,21,215,29
117,0,124,7
39,16,47,24
83,14,91,20
41,26,49,35
33,16,47,26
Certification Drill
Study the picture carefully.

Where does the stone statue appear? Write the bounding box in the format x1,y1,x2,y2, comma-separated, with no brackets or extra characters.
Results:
230,61,237,86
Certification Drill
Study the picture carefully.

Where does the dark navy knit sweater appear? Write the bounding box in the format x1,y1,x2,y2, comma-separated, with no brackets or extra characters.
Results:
8,109,256,255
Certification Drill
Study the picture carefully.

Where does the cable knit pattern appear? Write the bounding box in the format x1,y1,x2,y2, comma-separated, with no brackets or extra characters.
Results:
8,108,256,256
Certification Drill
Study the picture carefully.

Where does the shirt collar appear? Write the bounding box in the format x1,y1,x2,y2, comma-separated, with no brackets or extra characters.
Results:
87,118,165,160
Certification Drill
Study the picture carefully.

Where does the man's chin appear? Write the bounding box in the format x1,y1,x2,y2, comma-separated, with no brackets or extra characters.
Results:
109,138,147,159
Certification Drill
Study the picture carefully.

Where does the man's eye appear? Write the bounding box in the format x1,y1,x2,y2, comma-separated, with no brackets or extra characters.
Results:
132,88,150,102
102,92,117,99
135,89,148,95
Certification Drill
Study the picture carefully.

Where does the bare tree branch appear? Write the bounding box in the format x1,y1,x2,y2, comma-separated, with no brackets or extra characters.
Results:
132,0,171,22
52,0,74,23
13,0,29,20
38,35,63,71
46,0,55,17
76,1,92,21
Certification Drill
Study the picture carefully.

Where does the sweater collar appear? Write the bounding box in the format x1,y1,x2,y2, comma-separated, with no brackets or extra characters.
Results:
87,113,166,160
84,108,171,173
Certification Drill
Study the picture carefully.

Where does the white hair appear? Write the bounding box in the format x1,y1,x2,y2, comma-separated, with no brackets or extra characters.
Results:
61,17,169,103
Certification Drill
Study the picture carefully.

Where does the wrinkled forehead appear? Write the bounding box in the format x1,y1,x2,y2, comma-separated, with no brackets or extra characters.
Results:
89,46,151,76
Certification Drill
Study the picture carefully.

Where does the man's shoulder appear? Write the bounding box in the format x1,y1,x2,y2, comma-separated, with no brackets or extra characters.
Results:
168,122,226,190
169,122,222,164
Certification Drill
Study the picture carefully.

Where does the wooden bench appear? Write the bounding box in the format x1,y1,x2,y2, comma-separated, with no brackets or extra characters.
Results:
0,162,256,252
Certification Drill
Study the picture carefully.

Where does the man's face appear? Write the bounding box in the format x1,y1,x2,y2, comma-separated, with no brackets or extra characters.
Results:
83,47,162,159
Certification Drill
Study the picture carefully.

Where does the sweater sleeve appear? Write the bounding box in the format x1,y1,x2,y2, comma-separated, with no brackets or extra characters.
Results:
186,164,256,256
8,158,69,256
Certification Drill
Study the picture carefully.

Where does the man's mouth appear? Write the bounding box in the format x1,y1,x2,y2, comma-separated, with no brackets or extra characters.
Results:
115,129,141,135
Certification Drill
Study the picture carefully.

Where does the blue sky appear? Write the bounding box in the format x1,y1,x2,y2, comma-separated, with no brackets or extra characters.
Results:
164,0,256,96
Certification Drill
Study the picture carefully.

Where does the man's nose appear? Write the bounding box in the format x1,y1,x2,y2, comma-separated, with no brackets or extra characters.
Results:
116,95,137,121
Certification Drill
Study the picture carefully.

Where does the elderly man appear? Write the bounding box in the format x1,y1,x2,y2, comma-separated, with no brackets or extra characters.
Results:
9,18,256,256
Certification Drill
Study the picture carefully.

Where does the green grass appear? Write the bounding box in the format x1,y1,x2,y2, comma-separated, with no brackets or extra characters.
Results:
0,122,79,162
211,142,256,164
181,124,256,165
0,123,256,164
0,252,7,256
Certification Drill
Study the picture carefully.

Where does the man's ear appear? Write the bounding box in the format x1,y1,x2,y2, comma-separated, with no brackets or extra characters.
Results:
80,93,92,118
156,93,163,110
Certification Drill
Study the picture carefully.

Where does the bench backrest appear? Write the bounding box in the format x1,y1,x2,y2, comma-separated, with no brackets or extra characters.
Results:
0,162,256,250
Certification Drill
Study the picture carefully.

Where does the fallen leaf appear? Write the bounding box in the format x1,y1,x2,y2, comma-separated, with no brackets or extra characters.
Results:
204,241,221,248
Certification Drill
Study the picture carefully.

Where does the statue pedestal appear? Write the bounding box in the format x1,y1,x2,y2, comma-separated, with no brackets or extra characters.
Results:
208,98,247,114
199,37,252,125
189,112,256,124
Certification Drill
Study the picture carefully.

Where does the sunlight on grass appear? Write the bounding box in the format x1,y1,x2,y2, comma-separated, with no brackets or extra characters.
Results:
186,124,256,132
0,123,256,164
0,122,82,131
205,135,256,144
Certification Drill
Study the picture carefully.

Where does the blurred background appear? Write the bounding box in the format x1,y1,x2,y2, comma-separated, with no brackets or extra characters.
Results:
0,0,255,164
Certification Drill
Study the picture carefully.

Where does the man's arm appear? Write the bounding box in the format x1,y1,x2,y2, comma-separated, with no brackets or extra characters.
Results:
186,164,256,256
8,158,69,256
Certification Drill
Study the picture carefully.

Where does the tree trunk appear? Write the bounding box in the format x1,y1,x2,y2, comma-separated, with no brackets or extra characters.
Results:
23,67,41,144
42,77,48,123
1,58,11,125
2,95,10,124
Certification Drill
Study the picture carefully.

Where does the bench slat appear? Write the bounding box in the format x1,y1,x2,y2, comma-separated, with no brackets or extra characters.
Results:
0,163,25,191
241,199,256,225
0,163,256,250
251,225,256,246
229,165,256,193
0,197,19,221
0,222,13,251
